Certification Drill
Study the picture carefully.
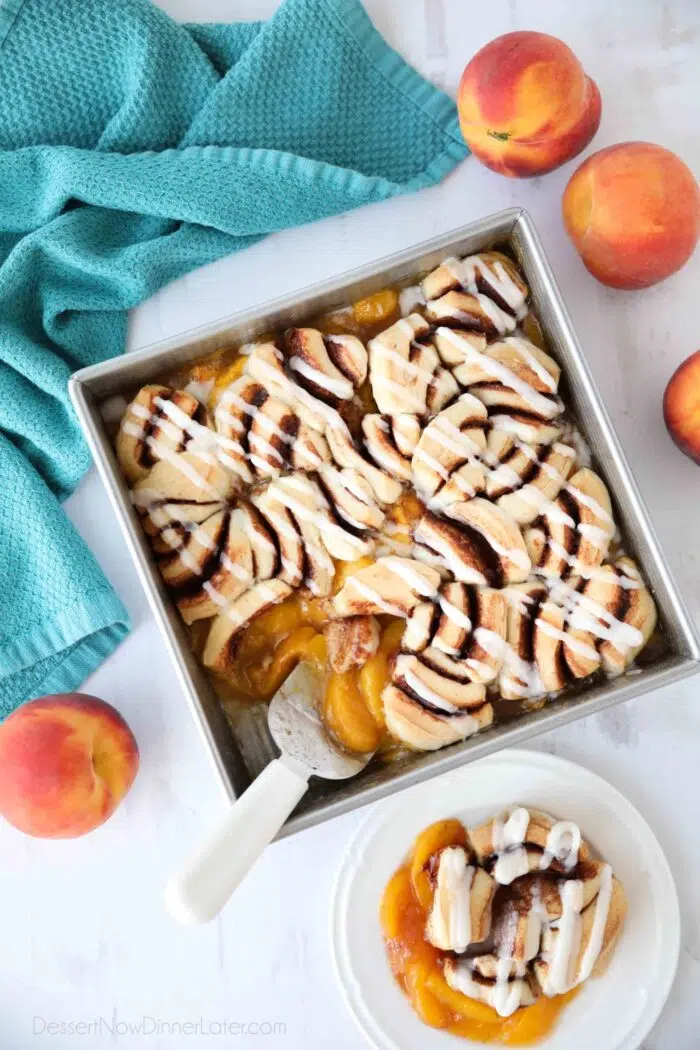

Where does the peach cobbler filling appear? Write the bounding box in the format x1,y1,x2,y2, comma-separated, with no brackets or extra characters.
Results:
113,253,658,757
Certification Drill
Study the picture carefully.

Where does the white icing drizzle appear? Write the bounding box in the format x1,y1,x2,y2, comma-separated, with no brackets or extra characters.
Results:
183,378,214,404
535,617,600,662
541,863,614,995
382,557,439,598
265,481,355,570
442,255,527,316
443,255,524,333
576,863,613,983
464,657,493,678
375,374,429,413
220,552,252,582
487,414,543,444
491,807,531,884
412,444,450,481
348,576,406,618
474,626,508,663
436,327,561,419
439,596,472,632
419,528,488,587
248,352,346,430
426,847,474,952
504,337,558,392
459,511,531,573
567,484,614,524
399,284,426,315
474,292,516,334
222,582,283,628
544,879,584,995
402,666,459,714
540,821,581,872
500,645,546,699
371,334,438,388
288,356,353,400
545,577,643,655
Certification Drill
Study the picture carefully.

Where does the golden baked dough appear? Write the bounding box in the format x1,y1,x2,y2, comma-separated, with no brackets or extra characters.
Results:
114,249,659,757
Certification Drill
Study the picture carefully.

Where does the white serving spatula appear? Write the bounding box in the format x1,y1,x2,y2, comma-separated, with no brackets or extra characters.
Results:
165,662,371,924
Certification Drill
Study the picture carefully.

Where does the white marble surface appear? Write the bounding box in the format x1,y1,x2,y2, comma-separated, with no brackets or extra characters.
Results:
2,0,699,1047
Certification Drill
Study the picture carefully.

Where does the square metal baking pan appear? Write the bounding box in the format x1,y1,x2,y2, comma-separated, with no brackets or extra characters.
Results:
70,208,700,836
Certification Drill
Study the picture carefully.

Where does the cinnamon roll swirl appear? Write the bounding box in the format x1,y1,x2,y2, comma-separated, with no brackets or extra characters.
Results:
117,385,214,484
368,314,459,416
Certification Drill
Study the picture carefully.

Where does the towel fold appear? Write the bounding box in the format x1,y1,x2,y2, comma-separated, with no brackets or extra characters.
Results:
0,0,467,718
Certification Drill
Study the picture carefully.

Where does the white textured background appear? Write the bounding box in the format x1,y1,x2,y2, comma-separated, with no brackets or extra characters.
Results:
2,1,699,1047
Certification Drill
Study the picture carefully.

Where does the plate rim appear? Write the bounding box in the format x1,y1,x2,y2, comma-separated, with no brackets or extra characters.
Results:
329,747,681,1050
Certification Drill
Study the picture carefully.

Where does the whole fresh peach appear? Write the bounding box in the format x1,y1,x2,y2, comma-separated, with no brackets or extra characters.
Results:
563,142,700,289
663,351,700,464
0,694,139,838
457,31,601,177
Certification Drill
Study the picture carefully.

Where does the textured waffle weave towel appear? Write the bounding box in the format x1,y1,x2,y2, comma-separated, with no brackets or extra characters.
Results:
0,0,467,718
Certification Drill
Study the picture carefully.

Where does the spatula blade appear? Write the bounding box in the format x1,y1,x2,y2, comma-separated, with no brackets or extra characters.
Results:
268,663,370,779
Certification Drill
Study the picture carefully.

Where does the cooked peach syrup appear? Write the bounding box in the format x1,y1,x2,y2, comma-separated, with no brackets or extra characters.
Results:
380,820,576,1045
194,558,408,756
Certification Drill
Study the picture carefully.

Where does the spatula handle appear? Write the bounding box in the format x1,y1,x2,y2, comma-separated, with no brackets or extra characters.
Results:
165,755,309,924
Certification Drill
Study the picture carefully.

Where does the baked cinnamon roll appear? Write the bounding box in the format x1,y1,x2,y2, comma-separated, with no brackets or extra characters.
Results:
116,385,211,484
116,240,661,763
256,471,376,580
486,439,576,525
452,337,563,438
425,845,496,952
426,291,504,350
283,327,368,401
411,394,488,509
324,616,379,674
131,450,235,514
368,314,458,416
422,251,529,327
131,452,247,623
525,467,614,578
383,805,627,1031
325,424,403,505
415,499,531,587
382,682,493,751
534,866,627,996
245,337,363,433
253,476,336,596
203,580,293,673
331,556,442,618
546,557,657,678
316,465,385,538
500,556,656,696
470,807,589,883
362,414,420,482
214,376,331,484
403,581,507,684
444,958,537,1017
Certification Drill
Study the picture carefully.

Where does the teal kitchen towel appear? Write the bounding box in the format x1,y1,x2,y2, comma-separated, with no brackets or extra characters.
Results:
0,0,467,718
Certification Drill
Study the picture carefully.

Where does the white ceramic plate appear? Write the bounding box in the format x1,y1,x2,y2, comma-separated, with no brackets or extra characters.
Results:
331,749,679,1050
